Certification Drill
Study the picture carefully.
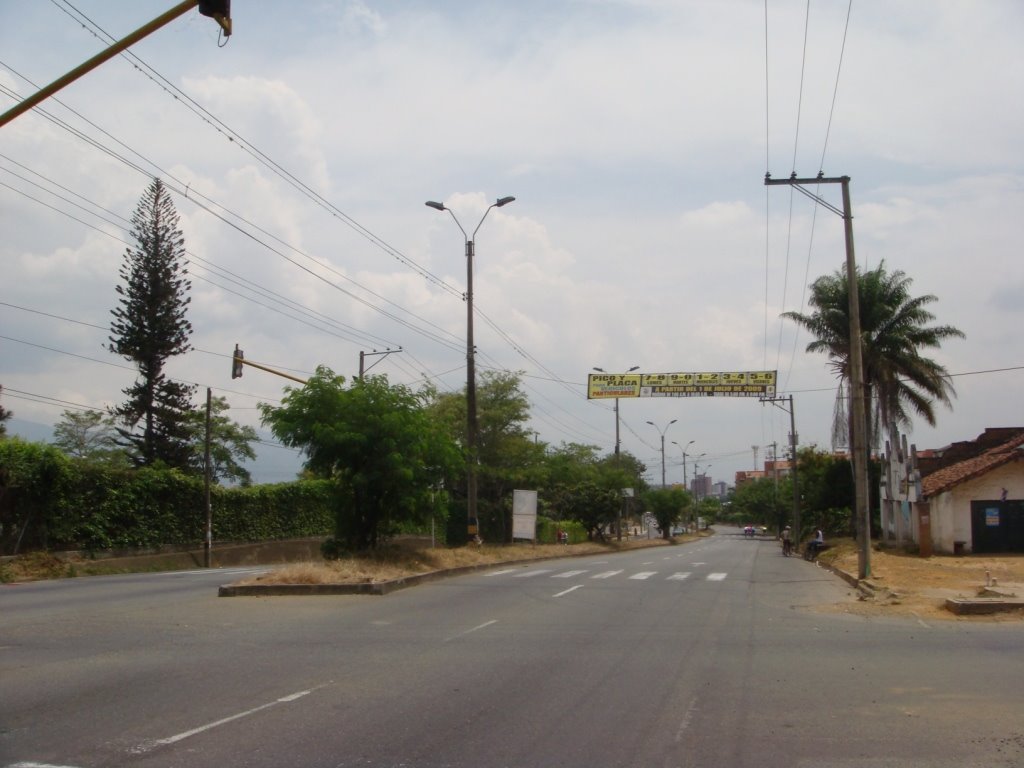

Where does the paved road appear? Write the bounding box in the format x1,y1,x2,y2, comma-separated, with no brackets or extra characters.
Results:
2,535,1022,767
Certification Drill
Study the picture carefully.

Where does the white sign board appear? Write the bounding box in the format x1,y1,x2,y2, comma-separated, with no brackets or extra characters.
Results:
512,489,538,541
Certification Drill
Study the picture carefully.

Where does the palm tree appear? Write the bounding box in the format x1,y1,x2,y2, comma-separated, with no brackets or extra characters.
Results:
783,260,965,453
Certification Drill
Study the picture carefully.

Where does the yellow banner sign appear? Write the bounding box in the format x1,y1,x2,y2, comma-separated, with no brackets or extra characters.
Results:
587,371,776,399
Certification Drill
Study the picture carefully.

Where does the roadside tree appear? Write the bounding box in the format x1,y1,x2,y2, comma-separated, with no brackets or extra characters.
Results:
182,396,259,486
783,262,963,534
260,368,461,551
428,370,547,541
107,178,196,470
0,385,11,437
644,487,691,540
52,409,129,466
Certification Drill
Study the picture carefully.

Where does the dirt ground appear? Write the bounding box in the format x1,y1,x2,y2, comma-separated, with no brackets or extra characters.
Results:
816,539,1024,622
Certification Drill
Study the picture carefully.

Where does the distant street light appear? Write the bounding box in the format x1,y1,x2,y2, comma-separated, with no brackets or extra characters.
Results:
425,195,515,542
646,419,677,488
672,439,695,486
593,365,639,461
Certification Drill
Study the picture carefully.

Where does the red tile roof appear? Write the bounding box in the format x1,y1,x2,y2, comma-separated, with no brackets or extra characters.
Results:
921,430,1024,497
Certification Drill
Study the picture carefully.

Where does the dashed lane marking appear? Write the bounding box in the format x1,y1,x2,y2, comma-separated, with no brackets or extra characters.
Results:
552,570,589,578
512,569,554,578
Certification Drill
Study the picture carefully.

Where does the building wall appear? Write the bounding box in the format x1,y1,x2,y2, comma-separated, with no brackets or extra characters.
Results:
928,462,1024,553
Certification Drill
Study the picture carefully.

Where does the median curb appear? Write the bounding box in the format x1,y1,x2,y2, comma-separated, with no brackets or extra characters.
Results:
218,561,499,597
217,538,680,597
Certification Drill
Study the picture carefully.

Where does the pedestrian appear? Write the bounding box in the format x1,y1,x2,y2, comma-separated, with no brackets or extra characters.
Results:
808,528,824,556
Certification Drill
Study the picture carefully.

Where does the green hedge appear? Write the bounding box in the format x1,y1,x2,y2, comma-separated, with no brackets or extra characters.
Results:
0,439,333,553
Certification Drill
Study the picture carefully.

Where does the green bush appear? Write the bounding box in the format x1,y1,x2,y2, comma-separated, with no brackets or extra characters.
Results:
0,439,333,554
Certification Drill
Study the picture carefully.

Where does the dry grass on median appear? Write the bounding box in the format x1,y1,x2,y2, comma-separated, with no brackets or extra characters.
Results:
236,536,677,586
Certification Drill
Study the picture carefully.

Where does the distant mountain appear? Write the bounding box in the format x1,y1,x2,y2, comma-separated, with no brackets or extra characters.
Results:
3,418,302,485
6,418,54,444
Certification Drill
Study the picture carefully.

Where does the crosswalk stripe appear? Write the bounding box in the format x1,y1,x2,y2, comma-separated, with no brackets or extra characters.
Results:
707,573,727,581
513,569,553,578
630,572,657,580
486,569,518,577
667,572,692,581
552,570,588,578
591,570,623,579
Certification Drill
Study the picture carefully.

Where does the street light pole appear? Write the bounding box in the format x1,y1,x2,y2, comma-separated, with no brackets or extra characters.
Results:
672,439,695,486
593,366,639,461
426,196,515,542
595,366,639,541
647,419,677,488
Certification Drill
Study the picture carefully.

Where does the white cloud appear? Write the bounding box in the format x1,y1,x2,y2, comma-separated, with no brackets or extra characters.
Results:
0,0,1021,484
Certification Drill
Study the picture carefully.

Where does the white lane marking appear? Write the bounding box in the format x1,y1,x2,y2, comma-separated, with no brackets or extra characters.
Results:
674,696,700,743
691,562,706,566
553,585,583,597
591,570,624,579
706,573,727,581
486,569,518,577
552,570,588,578
513,569,553,578
132,687,321,753
445,619,498,642
630,572,657,580
667,572,692,581
158,568,268,578
641,561,655,566
7,763,84,767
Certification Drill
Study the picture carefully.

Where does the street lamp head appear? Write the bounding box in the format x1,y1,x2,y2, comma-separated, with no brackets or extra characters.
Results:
646,421,655,427
593,367,605,373
425,200,446,212
495,196,516,207
669,419,677,425
628,365,640,372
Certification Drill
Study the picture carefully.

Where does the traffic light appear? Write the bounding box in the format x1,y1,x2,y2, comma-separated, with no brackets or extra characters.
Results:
231,344,244,379
198,0,231,36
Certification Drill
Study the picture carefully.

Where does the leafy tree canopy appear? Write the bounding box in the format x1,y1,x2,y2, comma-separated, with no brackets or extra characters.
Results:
182,396,259,486
643,487,691,539
260,368,461,550
783,260,964,442
0,384,11,438
52,410,130,467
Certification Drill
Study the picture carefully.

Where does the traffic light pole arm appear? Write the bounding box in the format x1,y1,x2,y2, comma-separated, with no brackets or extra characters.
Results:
235,355,308,385
0,0,214,129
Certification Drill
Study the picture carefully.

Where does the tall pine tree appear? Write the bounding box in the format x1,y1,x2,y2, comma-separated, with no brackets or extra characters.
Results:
108,178,196,469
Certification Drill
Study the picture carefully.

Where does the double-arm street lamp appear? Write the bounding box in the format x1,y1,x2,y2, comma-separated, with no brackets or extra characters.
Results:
671,439,695,486
593,365,639,462
425,195,515,541
646,419,677,488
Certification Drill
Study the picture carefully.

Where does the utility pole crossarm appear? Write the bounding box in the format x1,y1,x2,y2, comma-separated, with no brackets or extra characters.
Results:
764,174,848,218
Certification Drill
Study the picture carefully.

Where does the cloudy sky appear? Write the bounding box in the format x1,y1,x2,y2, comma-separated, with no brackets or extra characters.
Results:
2,0,1022,487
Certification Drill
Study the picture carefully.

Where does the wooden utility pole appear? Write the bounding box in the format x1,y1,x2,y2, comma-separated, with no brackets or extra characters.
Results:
765,173,870,578
203,387,212,568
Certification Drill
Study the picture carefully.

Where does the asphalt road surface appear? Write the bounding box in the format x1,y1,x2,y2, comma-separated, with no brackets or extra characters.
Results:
2,533,1022,768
